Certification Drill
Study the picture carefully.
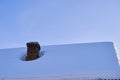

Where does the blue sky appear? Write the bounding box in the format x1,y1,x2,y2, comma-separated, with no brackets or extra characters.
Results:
0,0,120,52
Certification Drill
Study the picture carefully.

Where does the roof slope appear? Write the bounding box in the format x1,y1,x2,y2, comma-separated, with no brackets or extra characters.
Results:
0,42,120,79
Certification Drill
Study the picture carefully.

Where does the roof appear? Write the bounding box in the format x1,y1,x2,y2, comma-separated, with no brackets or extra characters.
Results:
0,42,120,79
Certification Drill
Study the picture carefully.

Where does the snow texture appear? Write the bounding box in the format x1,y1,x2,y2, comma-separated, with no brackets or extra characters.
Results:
0,42,120,80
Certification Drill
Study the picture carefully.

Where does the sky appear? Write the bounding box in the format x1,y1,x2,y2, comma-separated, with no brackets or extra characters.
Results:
0,0,120,52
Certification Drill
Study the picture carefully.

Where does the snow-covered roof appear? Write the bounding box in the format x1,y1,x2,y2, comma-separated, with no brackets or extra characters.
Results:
0,42,120,80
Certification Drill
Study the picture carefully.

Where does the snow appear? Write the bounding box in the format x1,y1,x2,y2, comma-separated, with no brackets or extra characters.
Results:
0,42,120,80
